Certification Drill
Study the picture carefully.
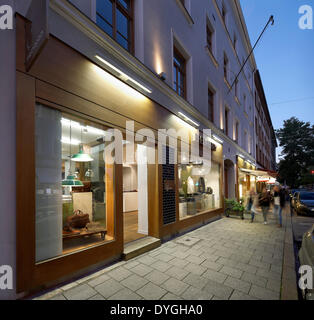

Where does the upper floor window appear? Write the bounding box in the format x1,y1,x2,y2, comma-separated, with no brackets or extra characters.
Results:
225,108,229,137
206,21,215,55
233,33,237,52
235,79,239,98
244,130,247,150
222,3,227,26
223,53,229,82
96,0,133,52
235,121,239,143
173,48,186,98
208,88,215,123
243,94,247,112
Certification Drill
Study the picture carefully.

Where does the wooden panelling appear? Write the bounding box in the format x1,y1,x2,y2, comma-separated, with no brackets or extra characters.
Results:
147,163,160,239
16,71,36,293
29,36,197,136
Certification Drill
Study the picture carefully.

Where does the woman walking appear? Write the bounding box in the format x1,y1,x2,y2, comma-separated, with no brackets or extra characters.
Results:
259,188,270,225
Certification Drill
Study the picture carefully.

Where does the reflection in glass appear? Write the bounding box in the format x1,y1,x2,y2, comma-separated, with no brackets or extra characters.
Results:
35,104,114,263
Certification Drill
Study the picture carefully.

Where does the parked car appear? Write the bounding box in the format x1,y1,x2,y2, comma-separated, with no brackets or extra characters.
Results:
293,192,314,216
299,224,314,300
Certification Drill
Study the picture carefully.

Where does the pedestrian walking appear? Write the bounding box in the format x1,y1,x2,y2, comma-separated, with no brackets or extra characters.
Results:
279,187,286,227
246,188,256,223
273,185,281,227
259,188,270,224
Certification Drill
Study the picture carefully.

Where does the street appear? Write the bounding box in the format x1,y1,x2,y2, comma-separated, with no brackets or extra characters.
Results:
291,208,314,243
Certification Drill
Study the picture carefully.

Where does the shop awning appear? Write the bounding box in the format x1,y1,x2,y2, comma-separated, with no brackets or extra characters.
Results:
240,168,278,178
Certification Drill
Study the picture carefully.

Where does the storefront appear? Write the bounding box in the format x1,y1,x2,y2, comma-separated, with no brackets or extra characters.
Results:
236,156,257,200
16,16,223,295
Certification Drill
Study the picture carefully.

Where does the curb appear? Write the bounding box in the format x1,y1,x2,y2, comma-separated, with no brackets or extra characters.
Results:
281,206,298,300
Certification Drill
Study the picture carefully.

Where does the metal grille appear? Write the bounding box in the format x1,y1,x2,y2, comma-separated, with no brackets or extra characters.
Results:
162,146,176,225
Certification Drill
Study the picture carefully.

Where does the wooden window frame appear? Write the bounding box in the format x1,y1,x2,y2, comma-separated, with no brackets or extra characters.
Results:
96,0,134,53
173,47,186,99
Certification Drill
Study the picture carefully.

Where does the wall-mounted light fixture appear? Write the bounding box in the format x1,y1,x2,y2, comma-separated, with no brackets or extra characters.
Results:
178,112,200,127
212,134,224,144
95,55,152,94
158,72,166,81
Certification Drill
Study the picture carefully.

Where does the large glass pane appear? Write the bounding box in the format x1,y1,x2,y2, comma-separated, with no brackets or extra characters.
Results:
178,159,221,220
96,15,113,37
116,9,128,38
35,104,115,263
117,33,129,50
118,0,130,11
96,0,113,24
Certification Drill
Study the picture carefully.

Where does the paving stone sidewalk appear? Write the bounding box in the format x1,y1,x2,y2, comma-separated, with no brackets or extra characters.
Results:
35,213,289,301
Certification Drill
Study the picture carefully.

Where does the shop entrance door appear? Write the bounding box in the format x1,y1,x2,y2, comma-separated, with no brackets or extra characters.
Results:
123,144,148,244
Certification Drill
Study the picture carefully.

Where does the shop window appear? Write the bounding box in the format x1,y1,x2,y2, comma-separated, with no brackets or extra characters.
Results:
173,47,186,99
35,104,115,263
178,155,221,220
96,0,133,52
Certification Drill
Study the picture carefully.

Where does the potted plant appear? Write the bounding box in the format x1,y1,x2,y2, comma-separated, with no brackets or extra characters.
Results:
225,198,245,219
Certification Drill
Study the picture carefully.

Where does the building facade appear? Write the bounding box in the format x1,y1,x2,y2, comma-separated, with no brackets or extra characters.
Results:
0,0,276,298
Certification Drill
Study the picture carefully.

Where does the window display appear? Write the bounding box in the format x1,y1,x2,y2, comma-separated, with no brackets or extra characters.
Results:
178,159,221,220
35,104,115,263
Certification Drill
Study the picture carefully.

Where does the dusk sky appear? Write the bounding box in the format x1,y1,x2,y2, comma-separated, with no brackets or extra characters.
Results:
240,0,314,158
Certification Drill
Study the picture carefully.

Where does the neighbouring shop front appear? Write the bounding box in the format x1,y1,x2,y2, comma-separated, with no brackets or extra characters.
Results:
16,16,223,296
236,156,257,200
237,154,277,199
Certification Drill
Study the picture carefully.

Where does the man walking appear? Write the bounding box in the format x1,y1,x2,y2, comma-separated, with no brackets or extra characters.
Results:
259,188,270,225
273,185,286,228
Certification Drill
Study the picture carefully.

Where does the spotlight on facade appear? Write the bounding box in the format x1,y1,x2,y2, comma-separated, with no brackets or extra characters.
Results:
178,112,200,127
95,55,152,94
212,134,224,144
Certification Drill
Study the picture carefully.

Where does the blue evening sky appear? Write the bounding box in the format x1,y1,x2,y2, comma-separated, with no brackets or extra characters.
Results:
240,0,314,158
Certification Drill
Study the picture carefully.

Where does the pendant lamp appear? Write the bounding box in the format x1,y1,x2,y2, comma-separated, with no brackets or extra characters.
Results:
62,118,84,187
71,127,94,162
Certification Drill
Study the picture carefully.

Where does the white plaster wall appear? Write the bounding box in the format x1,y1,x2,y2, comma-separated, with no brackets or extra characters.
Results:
141,0,255,159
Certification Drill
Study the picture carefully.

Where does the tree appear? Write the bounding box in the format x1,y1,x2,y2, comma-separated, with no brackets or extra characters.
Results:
276,117,314,188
